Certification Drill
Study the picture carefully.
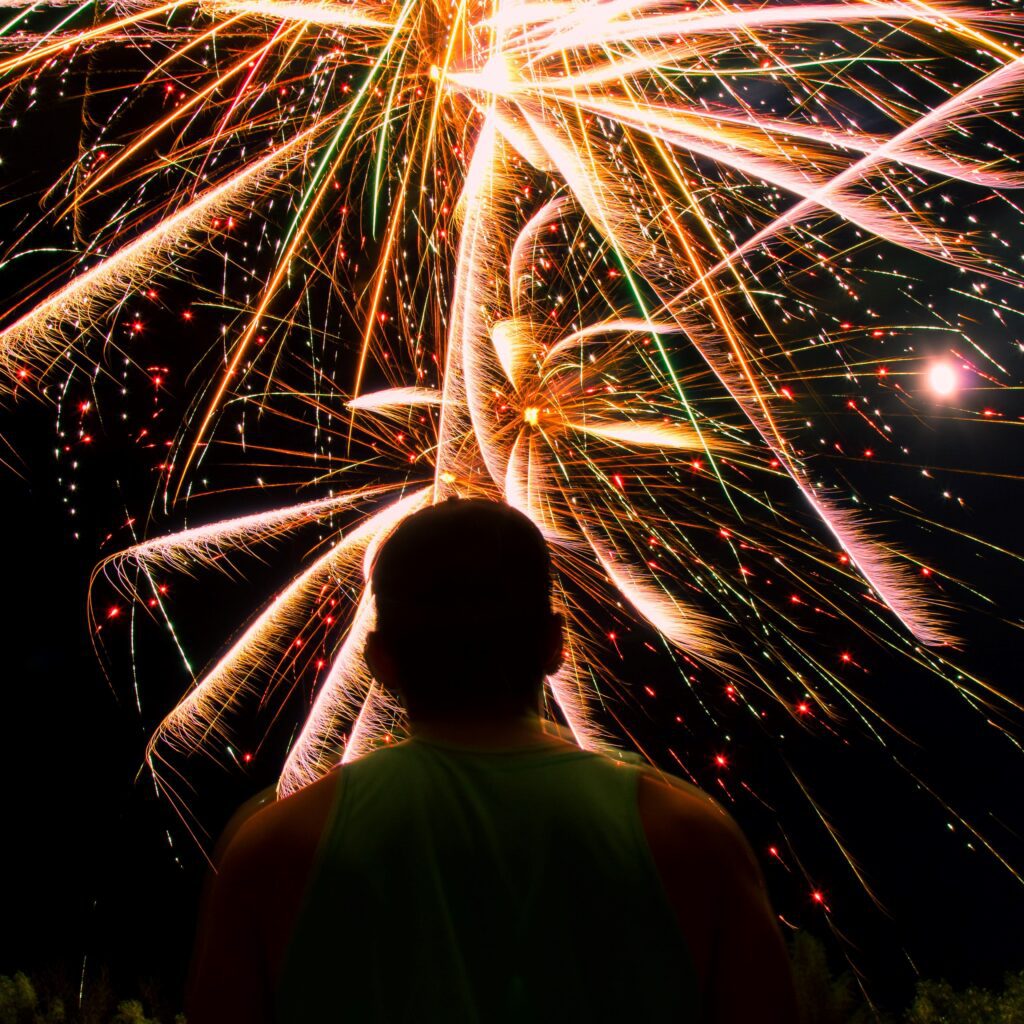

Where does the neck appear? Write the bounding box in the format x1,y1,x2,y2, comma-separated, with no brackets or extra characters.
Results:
408,711,570,750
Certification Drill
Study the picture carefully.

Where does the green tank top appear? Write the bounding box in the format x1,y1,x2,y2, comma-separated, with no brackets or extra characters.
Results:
276,738,699,1022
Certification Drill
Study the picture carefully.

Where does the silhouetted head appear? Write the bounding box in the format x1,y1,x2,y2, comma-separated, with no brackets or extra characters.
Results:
367,498,562,721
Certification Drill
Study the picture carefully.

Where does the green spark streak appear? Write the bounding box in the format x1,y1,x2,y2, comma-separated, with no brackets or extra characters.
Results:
565,42,739,513
371,45,413,240
274,1,416,263
0,0,94,40
610,246,740,516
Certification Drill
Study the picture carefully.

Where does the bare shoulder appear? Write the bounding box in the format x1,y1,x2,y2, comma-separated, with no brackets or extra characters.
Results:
636,768,768,989
637,773,799,1019
217,769,341,880
198,768,343,989
637,769,758,876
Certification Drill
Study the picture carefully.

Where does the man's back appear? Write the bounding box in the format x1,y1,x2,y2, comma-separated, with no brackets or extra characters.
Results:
189,732,797,1023
278,737,697,1021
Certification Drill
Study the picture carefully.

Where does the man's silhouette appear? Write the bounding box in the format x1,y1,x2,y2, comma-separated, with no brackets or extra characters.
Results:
189,499,798,1022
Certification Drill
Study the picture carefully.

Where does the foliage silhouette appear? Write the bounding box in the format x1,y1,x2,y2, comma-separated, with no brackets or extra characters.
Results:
0,972,183,1024
6,936,1024,1022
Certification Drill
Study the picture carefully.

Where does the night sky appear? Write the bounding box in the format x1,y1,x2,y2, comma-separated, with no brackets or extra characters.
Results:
3,4,1024,1016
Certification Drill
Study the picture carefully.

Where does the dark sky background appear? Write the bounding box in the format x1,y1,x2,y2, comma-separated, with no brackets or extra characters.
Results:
2,21,1024,1018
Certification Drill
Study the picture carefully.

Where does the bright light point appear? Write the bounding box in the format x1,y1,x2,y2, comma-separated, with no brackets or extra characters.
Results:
440,471,456,484
428,64,441,82
928,361,958,397
523,406,540,426
478,53,516,92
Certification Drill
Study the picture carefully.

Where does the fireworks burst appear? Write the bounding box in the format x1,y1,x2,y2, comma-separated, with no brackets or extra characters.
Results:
3,0,1024,957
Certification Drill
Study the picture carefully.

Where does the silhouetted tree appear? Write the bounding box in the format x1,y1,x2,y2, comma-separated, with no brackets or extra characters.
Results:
905,970,1024,1023
0,974,182,1024
791,933,888,1024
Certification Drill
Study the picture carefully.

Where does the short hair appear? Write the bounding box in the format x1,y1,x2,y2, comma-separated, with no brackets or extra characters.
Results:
370,498,554,716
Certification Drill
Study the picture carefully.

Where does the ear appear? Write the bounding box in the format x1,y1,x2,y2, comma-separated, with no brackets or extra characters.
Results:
542,612,564,677
365,630,401,693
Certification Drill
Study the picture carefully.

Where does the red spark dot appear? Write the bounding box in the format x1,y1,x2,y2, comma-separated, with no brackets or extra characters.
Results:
838,554,849,564
714,754,728,769
719,528,731,539
790,594,801,604
158,584,168,594
242,752,253,764
316,659,326,669
107,606,121,619
16,368,29,380
148,598,158,608
725,685,735,695
293,639,303,649
183,311,192,320
840,652,852,663
983,408,998,417
840,321,852,330
863,449,873,458
612,474,625,490
769,458,780,468
644,685,656,697
921,567,932,577
878,366,889,377
871,329,884,338
768,846,779,858
811,890,825,904
691,459,702,471
779,386,794,400
607,632,617,641
797,701,811,715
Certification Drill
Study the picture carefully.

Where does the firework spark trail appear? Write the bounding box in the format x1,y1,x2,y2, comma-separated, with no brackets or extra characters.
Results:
0,114,341,378
196,0,392,29
105,483,398,576
148,486,429,758
691,55,1024,287
588,534,727,665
